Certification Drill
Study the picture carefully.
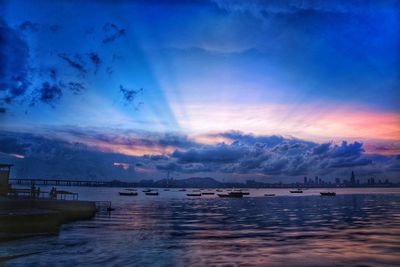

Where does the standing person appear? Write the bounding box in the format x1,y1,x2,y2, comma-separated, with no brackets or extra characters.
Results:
53,187,58,199
31,183,36,198
50,187,55,199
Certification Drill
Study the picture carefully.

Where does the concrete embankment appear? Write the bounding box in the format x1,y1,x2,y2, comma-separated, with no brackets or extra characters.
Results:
0,198,96,241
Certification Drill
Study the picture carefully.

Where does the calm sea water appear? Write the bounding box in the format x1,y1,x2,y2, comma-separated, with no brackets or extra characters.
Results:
1,188,400,266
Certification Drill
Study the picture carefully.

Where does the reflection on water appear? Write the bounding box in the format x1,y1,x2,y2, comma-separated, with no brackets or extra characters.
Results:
1,189,400,266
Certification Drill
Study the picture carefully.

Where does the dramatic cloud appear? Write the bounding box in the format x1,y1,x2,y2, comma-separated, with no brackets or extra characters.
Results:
88,52,101,74
172,144,245,164
19,21,39,32
212,0,398,15
32,82,63,106
165,131,399,180
58,53,87,74
49,24,61,32
2,129,397,182
0,131,138,180
119,85,143,105
0,20,31,104
49,67,57,81
102,23,126,44
1,16,134,113
67,82,85,95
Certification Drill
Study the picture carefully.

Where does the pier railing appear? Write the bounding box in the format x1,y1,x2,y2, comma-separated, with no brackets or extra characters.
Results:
10,178,109,187
8,188,79,200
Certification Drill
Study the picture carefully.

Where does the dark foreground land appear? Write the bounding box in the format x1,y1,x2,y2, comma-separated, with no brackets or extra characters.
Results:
0,198,96,241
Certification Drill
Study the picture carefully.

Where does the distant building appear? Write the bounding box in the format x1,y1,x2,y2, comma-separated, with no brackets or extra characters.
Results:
304,176,308,184
315,176,319,184
335,178,341,185
350,171,356,185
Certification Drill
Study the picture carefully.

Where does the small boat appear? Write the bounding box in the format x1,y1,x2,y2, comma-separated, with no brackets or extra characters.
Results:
119,191,138,196
201,192,215,195
187,193,202,197
216,189,223,192
178,189,186,192
145,191,159,196
264,194,275,197
164,188,170,191
232,189,250,195
290,189,303,193
192,189,201,192
142,189,152,193
217,191,244,198
320,192,336,196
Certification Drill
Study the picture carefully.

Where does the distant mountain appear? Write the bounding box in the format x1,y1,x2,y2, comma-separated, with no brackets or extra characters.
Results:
154,177,222,188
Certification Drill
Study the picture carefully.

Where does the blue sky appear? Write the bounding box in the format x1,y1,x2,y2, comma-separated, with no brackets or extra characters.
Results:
0,0,399,181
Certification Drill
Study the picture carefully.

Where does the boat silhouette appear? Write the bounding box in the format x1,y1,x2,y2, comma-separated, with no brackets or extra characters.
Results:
145,191,159,196
187,193,202,197
290,189,303,193
320,192,336,196
218,191,245,198
119,191,138,196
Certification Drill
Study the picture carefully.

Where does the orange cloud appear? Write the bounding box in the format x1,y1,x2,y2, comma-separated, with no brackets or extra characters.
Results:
113,162,130,170
172,102,400,144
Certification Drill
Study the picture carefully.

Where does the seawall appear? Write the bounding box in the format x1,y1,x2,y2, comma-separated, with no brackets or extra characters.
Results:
0,198,96,241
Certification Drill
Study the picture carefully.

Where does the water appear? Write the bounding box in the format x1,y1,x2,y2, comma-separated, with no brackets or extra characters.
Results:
1,188,400,266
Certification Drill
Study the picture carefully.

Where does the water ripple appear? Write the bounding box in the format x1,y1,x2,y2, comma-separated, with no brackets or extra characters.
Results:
1,191,400,266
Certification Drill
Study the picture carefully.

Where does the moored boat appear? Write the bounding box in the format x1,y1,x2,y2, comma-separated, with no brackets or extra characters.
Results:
145,191,159,196
290,189,303,193
201,192,215,195
119,191,138,196
217,191,245,198
187,193,202,197
320,192,336,196
264,194,275,197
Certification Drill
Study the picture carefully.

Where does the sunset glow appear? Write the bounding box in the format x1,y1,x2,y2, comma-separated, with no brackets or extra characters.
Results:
0,0,399,182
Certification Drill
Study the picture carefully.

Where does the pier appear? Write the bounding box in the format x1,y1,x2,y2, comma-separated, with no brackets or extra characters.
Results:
1,165,98,241
10,178,109,187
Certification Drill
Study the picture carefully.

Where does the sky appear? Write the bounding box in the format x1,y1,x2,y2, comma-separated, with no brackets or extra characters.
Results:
0,0,399,182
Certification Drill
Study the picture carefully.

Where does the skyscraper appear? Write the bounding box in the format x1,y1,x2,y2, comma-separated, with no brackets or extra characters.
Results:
350,171,356,185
